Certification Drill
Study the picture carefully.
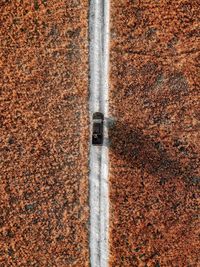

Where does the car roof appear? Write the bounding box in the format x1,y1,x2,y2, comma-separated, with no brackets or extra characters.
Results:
93,112,104,120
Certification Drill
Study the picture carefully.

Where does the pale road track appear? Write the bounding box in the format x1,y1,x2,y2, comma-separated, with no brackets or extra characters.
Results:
89,0,110,266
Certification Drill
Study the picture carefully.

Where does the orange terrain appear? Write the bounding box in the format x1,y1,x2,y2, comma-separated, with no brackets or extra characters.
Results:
0,1,89,266
109,0,200,266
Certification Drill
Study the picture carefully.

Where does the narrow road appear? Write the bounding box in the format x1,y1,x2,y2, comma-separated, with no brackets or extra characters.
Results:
89,0,110,266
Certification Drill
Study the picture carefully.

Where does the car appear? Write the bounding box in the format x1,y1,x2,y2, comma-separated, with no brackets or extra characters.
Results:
92,112,104,145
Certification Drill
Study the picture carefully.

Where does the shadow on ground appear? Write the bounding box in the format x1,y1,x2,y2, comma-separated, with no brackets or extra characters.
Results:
108,119,198,186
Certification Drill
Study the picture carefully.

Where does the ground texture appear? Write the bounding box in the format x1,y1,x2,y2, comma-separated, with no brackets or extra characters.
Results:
109,0,200,266
0,1,89,266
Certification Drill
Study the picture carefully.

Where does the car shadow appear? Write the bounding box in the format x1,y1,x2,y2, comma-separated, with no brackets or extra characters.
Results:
108,119,196,185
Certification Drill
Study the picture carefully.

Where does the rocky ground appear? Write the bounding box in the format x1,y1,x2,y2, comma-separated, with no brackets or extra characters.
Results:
0,1,89,266
109,0,200,266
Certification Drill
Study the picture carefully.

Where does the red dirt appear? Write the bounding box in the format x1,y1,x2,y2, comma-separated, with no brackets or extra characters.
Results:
109,0,200,266
0,1,89,266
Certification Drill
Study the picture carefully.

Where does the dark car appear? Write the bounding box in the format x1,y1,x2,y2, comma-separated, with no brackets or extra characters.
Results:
92,112,104,145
